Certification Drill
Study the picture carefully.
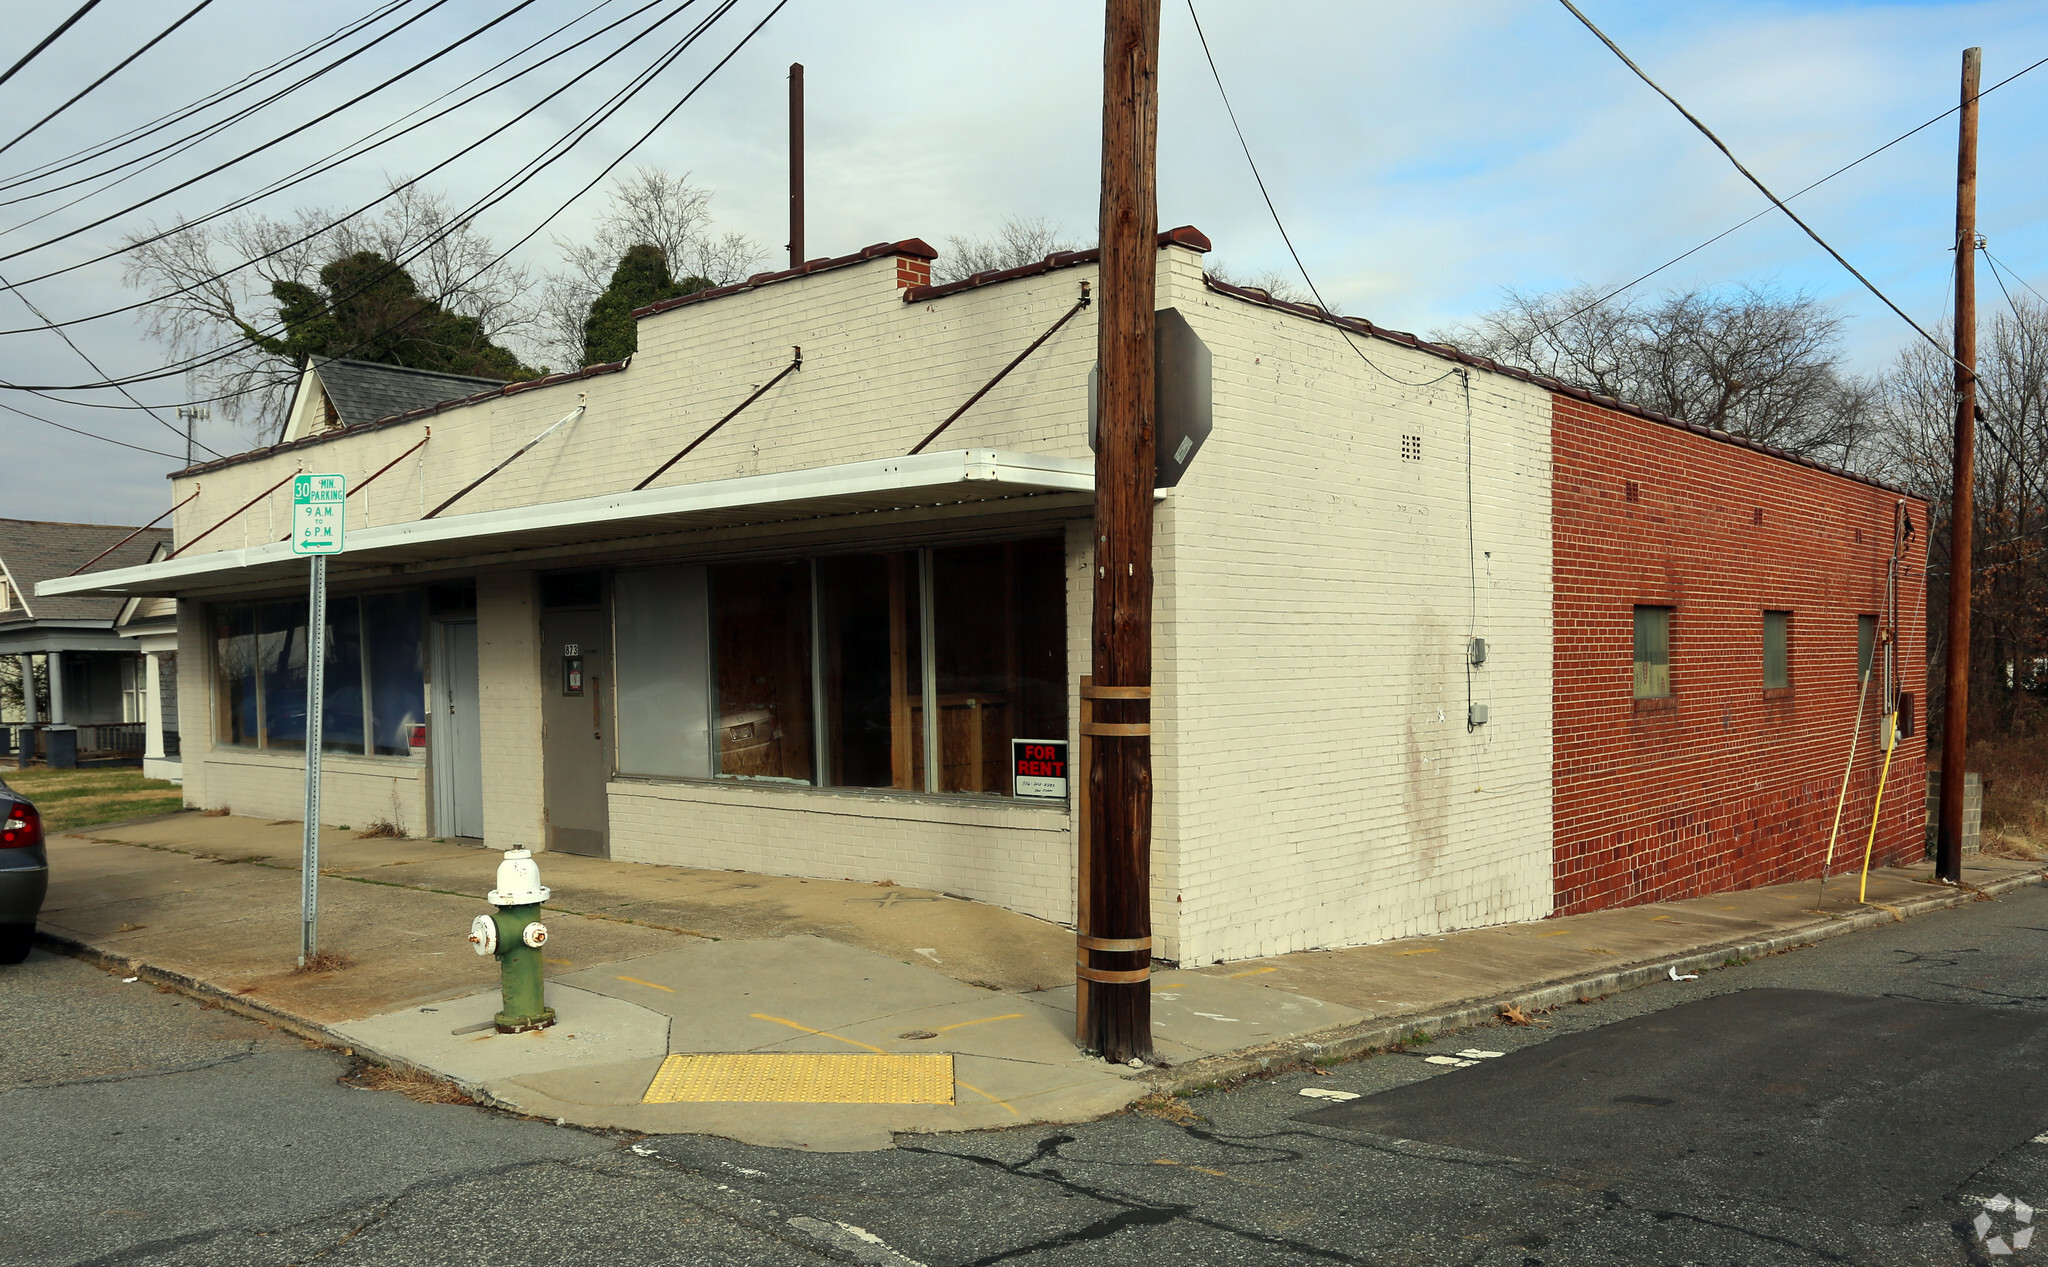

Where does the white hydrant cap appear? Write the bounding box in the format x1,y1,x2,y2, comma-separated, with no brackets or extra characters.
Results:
487,848,551,907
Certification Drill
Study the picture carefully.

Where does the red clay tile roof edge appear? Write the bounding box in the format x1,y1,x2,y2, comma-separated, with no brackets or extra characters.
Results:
1201,276,1914,500
900,226,1212,304
169,359,630,479
631,238,942,319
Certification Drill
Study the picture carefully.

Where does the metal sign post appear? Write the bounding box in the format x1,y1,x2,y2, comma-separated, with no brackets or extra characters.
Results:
290,474,346,965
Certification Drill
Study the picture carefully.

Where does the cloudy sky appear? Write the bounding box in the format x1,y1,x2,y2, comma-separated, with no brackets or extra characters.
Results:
0,0,2042,524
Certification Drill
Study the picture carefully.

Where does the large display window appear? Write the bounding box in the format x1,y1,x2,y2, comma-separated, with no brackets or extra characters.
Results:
210,590,425,756
612,537,1067,799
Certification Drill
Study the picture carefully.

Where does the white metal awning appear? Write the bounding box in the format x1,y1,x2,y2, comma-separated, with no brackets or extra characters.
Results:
38,449,1094,599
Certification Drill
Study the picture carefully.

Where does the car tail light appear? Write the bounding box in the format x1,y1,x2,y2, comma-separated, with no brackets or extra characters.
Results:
1,799,41,849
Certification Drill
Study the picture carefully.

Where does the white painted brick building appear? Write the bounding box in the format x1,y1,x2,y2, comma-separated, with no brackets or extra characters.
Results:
42,229,1561,966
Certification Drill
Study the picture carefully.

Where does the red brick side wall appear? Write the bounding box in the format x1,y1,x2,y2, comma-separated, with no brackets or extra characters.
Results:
1551,394,1929,914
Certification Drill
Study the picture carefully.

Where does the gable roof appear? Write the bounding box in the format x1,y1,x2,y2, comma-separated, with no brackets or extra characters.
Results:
0,518,173,623
312,358,510,429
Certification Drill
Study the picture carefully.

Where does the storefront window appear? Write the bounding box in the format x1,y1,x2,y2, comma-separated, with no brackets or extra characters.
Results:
363,592,425,755
614,566,713,779
212,591,423,755
711,561,814,784
257,602,309,751
612,537,1067,800
324,596,366,754
817,553,920,789
212,606,257,745
931,540,1067,794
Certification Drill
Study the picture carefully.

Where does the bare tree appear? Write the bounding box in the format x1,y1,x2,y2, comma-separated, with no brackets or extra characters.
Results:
1204,261,1309,305
933,216,1082,284
538,167,762,368
1439,283,1870,458
1873,300,2048,737
123,180,534,433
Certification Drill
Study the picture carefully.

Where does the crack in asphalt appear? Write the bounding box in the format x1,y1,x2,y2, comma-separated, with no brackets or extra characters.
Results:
63,1155,589,1267
0,1047,263,1090
899,1133,1370,1265
1612,1190,1860,1264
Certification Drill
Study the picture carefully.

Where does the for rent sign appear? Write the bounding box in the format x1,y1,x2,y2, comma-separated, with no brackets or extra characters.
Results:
1012,739,1069,800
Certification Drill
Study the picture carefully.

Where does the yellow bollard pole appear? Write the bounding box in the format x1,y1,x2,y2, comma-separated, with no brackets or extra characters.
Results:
1858,715,1899,905
1819,668,1874,907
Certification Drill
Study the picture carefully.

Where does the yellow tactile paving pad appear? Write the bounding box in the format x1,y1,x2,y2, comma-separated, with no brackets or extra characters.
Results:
641,1053,956,1104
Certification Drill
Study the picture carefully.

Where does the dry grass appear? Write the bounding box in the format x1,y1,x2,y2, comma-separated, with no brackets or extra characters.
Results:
353,818,404,839
290,951,355,975
2,767,185,833
1132,1092,1202,1126
347,1063,472,1106
1969,737,2048,855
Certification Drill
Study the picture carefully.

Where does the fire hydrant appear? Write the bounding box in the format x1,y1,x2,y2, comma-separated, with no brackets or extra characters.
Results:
467,848,555,1033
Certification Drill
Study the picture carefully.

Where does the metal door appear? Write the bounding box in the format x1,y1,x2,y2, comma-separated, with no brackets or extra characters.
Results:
540,609,611,857
432,621,485,839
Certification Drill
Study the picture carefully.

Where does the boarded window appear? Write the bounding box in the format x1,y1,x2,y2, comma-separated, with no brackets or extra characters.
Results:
1633,606,1672,699
1764,610,1791,690
1857,614,1877,680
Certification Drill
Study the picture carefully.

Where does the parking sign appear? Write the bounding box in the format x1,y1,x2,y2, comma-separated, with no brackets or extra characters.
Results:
290,474,346,555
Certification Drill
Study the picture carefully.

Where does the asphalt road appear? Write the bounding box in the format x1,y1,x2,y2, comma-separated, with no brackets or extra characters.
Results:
8,880,2048,1266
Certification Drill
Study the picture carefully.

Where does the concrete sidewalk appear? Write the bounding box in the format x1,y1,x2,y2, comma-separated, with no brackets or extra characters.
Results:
33,811,2045,1151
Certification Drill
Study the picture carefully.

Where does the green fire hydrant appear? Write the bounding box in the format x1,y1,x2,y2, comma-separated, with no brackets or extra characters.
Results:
467,848,556,1033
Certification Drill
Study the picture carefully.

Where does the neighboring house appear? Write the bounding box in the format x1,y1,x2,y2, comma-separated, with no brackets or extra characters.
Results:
1,518,176,772
279,357,510,444
41,230,1928,964
115,540,182,781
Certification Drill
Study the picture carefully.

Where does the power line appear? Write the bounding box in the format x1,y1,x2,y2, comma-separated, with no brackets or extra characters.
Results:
0,0,103,92
0,0,447,208
0,268,223,456
0,0,418,194
1556,0,1965,371
0,0,523,239
1559,3,2048,532
0,0,537,269
21,0,736,398
1183,0,1460,389
0,0,215,160
0,397,184,460
1985,248,2048,308
4,0,777,401
0,0,672,331
1519,50,2048,353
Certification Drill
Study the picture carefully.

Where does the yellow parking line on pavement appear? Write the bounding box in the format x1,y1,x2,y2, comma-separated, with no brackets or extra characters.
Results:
1227,967,1278,979
956,1078,1019,1116
933,1014,1023,1033
751,1012,885,1054
615,976,674,993
1398,948,1440,956
1537,930,1573,937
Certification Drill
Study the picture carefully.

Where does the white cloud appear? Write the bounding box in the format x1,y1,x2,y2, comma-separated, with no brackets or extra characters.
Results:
1,0,2044,519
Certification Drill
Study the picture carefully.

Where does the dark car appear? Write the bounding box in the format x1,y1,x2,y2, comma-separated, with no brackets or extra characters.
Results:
0,777,46,963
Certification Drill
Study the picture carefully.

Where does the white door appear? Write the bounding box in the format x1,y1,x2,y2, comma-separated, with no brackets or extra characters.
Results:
433,621,485,839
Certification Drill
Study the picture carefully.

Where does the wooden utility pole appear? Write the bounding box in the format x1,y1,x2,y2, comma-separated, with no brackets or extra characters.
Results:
1937,46,1981,885
1080,0,1160,1064
787,62,805,270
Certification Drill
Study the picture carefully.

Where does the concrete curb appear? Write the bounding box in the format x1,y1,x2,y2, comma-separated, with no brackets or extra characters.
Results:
1144,866,2048,1097
27,927,501,1104
39,864,2045,1129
